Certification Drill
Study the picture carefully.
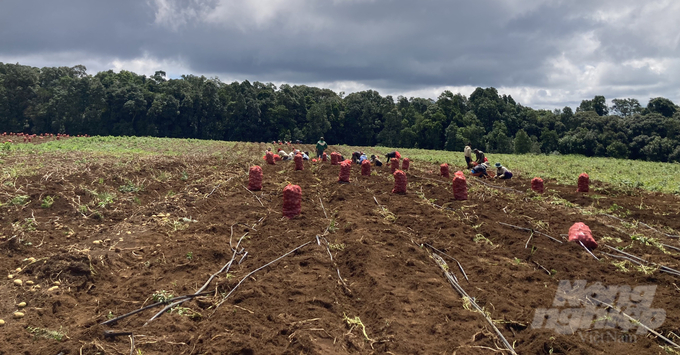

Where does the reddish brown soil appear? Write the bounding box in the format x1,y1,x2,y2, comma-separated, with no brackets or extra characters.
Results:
1,142,680,354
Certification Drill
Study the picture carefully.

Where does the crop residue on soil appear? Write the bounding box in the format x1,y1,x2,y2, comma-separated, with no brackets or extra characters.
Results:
1,141,680,354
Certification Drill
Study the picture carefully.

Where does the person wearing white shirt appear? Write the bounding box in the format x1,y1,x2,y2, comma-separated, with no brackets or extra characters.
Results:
464,143,472,168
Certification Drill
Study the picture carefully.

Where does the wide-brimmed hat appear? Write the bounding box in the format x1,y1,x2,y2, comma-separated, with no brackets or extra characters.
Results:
495,162,502,167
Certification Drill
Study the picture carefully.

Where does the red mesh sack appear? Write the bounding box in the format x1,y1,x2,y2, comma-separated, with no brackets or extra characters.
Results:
361,159,371,176
331,152,339,165
402,158,410,171
312,158,317,163
452,174,468,200
339,159,352,182
440,163,450,178
282,184,302,218
248,166,263,191
265,151,275,165
390,158,400,173
274,154,282,162
531,177,544,193
294,154,304,170
392,170,407,193
568,222,597,249
577,173,589,192
322,152,327,162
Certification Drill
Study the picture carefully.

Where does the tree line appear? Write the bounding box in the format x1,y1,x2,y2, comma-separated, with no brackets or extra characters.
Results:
1,62,679,162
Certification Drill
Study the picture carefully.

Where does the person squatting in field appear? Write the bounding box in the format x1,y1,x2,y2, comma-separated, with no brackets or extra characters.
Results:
316,137,328,158
471,162,490,178
464,143,473,168
371,155,383,166
494,163,513,180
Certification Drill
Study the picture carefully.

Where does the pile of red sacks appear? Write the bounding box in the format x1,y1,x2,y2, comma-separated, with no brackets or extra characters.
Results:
531,177,544,193
577,173,589,192
338,160,351,182
248,166,263,191
392,170,407,193
568,222,597,249
282,184,302,218
361,159,371,175
294,154,304,170
452,171,467,200
440,163,450,178
331,152,340,165
265,151,275,165
390,158,400,174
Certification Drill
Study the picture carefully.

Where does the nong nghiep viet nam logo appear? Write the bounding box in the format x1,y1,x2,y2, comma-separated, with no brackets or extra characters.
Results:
531,280,665,335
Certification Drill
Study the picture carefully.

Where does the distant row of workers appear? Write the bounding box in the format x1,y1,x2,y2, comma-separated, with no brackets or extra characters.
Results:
272,137,513,180
464,143,513,179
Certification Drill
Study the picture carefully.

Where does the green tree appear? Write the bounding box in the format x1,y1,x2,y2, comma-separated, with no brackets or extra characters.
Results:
647,97,677,118
303,102,331,142
513,129,532,154
610,98,642,117
577,95,608,116
606,141,629,159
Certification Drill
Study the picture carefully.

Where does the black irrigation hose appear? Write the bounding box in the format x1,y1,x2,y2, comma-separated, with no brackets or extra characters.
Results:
604,245,680,277
100,291,213,326
601,214,680,238
431,253,517,355
422,243,469,282
497,222,563,244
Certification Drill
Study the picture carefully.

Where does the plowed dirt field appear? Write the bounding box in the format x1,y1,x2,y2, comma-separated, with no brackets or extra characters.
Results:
1,142,680,354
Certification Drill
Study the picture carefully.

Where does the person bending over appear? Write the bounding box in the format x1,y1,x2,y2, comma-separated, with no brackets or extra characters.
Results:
470,163,489,178
473,149,485,165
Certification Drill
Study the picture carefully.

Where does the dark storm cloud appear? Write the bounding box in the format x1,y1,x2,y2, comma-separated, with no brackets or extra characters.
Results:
0,0,157,57
1,0,679,108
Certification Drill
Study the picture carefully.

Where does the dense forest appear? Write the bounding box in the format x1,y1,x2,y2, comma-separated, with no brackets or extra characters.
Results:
1,62,679,162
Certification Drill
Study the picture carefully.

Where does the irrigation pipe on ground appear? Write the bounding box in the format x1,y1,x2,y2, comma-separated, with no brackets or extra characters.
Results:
431,253,517,355
144,233,249,326
497,222,563,244
588,297,680,349
210,240,314,316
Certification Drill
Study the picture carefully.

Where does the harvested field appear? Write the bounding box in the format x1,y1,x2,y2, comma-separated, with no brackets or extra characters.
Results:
1,140,680,354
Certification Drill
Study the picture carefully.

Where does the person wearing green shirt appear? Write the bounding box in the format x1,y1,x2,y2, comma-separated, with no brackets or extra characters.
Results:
316,137,328,158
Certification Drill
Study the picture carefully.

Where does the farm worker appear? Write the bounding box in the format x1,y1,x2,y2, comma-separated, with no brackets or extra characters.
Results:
351,151,366,164
464,143,473,168
371,155,383,167
385,151,401,160
473,149,486,165
316,137,328,158
301,151,310,160
494,163,513,180
358,153,368,164
470,163,489,178
277,148,291,160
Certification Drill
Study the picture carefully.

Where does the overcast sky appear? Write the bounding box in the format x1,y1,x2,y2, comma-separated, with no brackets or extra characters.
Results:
1,0,679,109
